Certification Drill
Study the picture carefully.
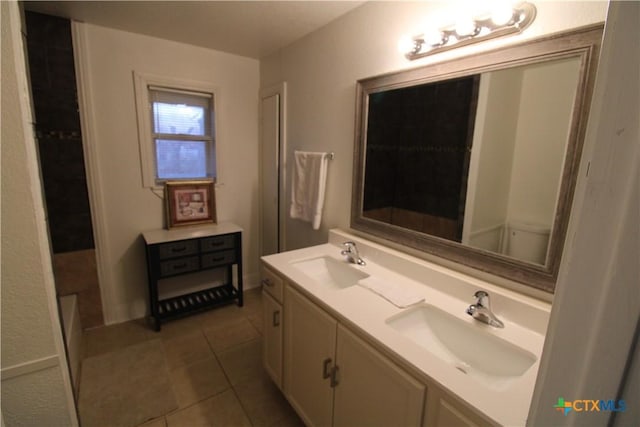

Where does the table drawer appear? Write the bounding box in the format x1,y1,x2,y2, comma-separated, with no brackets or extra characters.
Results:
158,240,198,260
159,256,199,277
201,235,235,252
201,250,236,269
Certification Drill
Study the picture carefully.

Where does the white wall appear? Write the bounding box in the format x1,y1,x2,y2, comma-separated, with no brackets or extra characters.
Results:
466,68,522,246
470,58,580,237
260,1,607,254
507,58,582,228
75,24,260,323
466,58,581,257
1,2,77,424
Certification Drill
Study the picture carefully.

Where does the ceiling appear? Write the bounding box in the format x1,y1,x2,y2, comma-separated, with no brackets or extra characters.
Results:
22,1,365,59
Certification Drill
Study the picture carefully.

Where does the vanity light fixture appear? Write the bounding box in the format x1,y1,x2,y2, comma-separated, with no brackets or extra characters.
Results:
400,2,536,60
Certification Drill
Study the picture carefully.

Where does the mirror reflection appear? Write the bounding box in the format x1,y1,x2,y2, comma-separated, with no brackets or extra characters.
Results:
352,26,603,291
362,56,581,267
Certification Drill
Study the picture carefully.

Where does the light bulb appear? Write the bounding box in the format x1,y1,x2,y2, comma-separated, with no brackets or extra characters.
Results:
424,29,446,47
455,17,478,37
491,4,515,26
397,35,418,55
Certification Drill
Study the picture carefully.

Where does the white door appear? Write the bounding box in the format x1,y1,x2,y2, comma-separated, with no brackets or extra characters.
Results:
260,83,287,256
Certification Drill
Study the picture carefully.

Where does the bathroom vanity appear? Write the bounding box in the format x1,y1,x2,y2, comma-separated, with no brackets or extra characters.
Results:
261,229,550,426
143,222,243,331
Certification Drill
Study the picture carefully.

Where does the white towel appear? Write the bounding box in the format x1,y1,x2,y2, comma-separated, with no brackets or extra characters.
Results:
358,277,425,308
290,151,329,230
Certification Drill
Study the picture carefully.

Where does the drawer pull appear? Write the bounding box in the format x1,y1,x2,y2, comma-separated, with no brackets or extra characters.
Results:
171,246,187,253
272,310,280,327
322,358,332,379
262,278,274,287
210,257,224,262
173,263,187,270
211,241,224,246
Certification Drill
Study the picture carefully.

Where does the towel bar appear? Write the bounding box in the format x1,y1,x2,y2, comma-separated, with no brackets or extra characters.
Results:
293,149,334,160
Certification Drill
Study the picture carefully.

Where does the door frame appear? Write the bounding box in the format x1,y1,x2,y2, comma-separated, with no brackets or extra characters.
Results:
259,82,288,254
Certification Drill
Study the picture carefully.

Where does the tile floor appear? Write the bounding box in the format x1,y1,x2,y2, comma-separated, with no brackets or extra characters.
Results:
78,288,303,427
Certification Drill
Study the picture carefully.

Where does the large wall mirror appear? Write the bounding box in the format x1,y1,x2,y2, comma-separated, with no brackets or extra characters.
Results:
351,25,603,292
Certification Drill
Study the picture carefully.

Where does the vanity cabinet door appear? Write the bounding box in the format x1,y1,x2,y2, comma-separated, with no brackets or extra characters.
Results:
262,290,283,389
284,286,337,427
333,324,425,427
425,388,493,427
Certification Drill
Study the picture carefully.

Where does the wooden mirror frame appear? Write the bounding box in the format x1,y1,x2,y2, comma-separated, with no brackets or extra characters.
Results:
351,25,603,292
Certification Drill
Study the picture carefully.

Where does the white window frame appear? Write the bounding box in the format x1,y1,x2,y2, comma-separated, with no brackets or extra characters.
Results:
134,72,219,190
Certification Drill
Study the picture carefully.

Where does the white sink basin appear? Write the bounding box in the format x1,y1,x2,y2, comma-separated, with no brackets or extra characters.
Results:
386,304,536,390
291,256,369,290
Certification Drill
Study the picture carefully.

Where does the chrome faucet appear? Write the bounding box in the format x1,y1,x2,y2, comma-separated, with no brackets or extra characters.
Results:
341,241,365,266
466,291,504,328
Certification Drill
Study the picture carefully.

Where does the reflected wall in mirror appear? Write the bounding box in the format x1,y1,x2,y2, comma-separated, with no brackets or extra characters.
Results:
351,25,603,292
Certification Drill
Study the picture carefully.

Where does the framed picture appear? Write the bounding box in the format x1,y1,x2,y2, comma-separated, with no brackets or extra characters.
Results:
165,180,216,229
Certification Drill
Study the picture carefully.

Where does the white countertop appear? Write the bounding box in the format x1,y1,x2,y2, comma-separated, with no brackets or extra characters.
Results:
262,229,550,426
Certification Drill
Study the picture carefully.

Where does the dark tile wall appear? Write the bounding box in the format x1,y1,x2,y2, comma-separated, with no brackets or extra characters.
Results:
362,75,479,241
25,11,104,327
25,11,94,253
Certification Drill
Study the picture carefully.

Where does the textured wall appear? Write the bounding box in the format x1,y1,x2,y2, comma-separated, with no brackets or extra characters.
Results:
1,2,76,425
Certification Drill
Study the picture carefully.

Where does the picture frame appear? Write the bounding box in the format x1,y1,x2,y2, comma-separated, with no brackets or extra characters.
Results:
165,180,216,229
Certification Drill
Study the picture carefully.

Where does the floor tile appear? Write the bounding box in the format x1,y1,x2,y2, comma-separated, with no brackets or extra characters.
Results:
83,318,154,358
136,417,166,427
162,330,214,370
157,314,202,341
169,356,230,408
165,389,251,427
247,311,264,335
242,288,263,312
198,303,245,329
203,317,259,353
78,283,105,328
216,338,267,386
78,288,301,427
78,339,177,427
234,376,304,427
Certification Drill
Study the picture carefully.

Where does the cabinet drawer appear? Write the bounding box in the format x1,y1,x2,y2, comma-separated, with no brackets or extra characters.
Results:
201,250,236,269
159,256,199,277
201,235,235,252
158,240,198,260
261,265,284,302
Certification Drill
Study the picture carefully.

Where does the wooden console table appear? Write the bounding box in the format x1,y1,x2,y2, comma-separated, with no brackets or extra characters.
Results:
142,222,243,331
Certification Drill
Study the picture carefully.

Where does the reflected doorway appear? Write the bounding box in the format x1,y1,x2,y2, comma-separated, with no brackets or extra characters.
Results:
260,83,287,256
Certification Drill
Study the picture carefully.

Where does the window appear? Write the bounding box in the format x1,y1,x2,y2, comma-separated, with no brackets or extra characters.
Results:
134,73,217,188
150,87,214,180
